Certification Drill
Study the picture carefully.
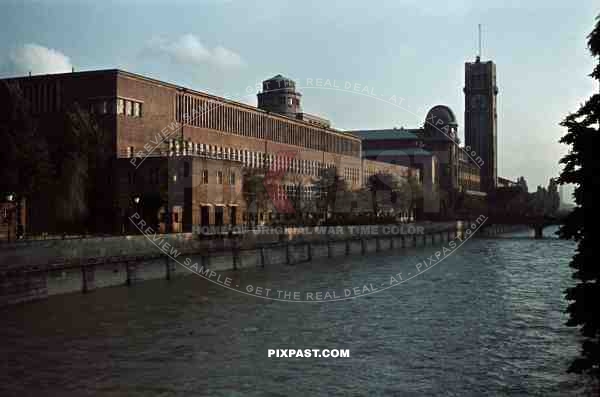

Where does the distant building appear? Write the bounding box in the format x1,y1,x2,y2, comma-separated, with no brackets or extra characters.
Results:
497,177,517,188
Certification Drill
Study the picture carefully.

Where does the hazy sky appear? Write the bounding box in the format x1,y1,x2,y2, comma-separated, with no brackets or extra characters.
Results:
1,0,597,197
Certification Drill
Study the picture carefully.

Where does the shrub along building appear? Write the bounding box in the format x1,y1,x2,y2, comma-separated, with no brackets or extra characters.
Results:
1,70,420,235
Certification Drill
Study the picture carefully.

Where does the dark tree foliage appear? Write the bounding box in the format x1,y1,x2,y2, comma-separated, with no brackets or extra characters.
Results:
242,170,269,226
558,15,600,379
315,167,347,221
0,82,53,199
0,83,114,234
529,179,560,217
59,103,114,233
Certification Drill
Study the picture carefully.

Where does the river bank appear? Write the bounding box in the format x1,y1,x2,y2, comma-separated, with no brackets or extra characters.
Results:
0,221,523,307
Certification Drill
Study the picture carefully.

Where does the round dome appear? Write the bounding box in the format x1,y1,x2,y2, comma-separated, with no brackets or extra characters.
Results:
425,105,457,129
263,74,296,91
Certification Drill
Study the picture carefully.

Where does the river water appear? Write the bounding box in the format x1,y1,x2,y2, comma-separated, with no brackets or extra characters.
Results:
1,227,596,396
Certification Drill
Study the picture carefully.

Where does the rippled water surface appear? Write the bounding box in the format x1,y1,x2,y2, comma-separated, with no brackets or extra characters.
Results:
1,227,596,396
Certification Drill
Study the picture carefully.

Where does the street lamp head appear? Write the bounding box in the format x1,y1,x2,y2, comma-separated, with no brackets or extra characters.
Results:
132,195,141,204
5,193,15,202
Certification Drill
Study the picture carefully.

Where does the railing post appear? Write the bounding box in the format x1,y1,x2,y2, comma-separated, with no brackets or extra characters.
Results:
125,259,135,286
81,259,95,293
165,254,171,280
233,240,240,270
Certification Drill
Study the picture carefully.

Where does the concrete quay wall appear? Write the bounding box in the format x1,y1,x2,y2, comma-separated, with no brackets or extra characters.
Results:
0,222,461,307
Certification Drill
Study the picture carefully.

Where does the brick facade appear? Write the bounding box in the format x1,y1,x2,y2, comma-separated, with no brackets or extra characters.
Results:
3,69,424,234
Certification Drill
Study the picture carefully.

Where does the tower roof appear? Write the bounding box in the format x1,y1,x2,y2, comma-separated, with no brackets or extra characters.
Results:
425,105,458,128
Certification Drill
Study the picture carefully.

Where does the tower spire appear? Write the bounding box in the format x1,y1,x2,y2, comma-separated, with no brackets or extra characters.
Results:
477,24,482,61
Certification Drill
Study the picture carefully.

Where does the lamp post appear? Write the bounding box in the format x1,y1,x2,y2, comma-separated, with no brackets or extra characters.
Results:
132,194,142,234
164,206,171,234
3,193,15,242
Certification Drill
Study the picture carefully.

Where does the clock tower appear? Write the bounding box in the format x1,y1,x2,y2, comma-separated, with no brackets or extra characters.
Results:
464,56,498,192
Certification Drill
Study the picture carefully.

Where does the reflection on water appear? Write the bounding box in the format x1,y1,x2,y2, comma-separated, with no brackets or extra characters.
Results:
0,227,595,396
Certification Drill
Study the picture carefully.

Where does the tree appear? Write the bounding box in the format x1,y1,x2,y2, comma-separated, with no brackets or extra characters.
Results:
517,176,529,193
315,167,347,222
405,174,423,220
242,170,269,226
52,103,113,233
558,15,600,380
546,178,560,215
526,179,561,219
286,174,313,223
0,81,52,201
366,172,403,216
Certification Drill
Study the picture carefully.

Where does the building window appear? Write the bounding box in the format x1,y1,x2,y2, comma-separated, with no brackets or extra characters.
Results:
229,172,236,185
229,206,237,226
126,100,133,116
215,207,224,226
92,100,108,115
183,162,190,177
133,102,141,117
202,170,208,184
117,98,124,115
217,171,223,184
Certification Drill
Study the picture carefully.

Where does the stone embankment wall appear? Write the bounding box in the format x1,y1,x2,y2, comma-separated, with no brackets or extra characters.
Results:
0,222,462,307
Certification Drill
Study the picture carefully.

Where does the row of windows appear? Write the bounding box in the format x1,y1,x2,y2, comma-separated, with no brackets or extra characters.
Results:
128,168,163,185
20,81,61,114
166,140,347,178
127,167,237,186
175,93,360,156
201,169,236,185
90,98,142,117
343,168,360,184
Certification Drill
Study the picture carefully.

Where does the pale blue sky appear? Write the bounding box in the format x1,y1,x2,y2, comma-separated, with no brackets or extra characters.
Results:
1,0,597,197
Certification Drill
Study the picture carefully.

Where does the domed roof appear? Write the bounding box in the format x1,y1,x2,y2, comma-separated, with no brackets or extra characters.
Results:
265,74,294,83
262,74,296,92
425,105,457,128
